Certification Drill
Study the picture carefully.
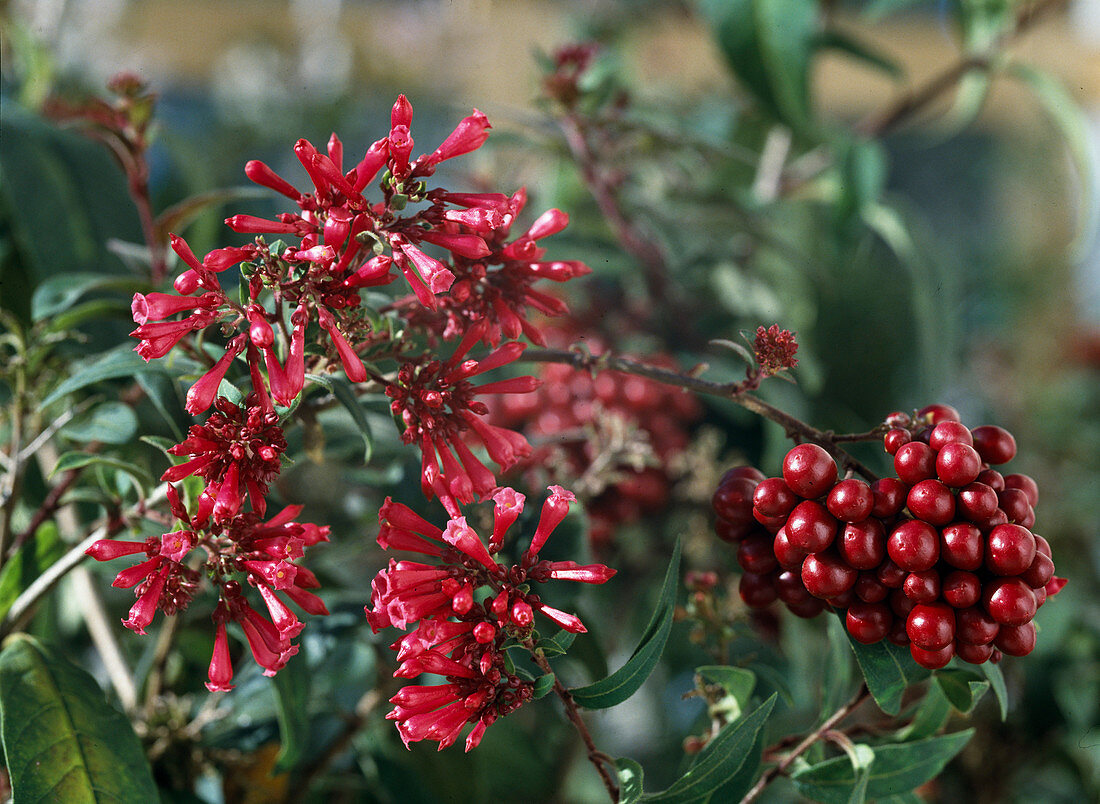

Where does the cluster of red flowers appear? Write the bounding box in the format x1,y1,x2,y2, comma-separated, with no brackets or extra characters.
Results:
93,96,598,713
365,486,615,750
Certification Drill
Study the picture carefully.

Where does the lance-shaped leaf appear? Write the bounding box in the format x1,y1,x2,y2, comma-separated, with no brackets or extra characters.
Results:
839,612,929,715
934,668,990,714
0,634,158,803
271,654,311,773
570,538,680,709
0,524,63,622
791,729,974,803
642,694,777,802
980,660,1009,721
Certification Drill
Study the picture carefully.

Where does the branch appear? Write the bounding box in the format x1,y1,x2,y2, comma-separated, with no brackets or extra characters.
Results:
527,642,619,802
0,484,170,639
520,348,878,480
739,684,870,804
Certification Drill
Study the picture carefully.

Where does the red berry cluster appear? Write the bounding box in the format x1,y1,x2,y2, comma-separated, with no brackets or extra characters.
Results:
713,405,1066,669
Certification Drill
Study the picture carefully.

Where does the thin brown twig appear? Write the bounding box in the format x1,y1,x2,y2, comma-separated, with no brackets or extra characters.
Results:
520,347,878,480
739,684,870,804
527,642,619,802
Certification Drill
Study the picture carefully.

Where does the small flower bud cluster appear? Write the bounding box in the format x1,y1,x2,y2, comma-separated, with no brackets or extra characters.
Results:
714,405,1065,669
365,486,615,751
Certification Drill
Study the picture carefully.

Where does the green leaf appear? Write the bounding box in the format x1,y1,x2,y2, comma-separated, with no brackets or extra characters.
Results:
641,694,777,803
708,723,766,802
841,619,930,715
815,29,902,79
617,757,646,804
43,297,134,334
934,668,989,714
329,377,373,463
41,344,164,408
696,665,756,712
895,684,950,742
0,634,158,803
536,628,577,657
700,0,819,131
271,654,311,773
791,729,973,803
135,371,185,440
51,451,153,497
60,401,138,445
979,660,1008,721
1007,63,1097,259
822,616,855,719
139,434,178,455
0,523,63,622
531,673,556,700
569,538,680,709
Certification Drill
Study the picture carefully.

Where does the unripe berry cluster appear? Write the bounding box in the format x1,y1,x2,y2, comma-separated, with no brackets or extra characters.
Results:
713,405,1066,669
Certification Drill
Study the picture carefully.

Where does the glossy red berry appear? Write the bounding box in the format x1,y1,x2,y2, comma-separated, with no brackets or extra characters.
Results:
752,509,789,533
890,588,916,618
838,519,886,570
887,619,910,646
906,602,955,650
782,444,838,499
986,523,1037,576
994,622,1037,656
786,500,838,553
738,572,778,608
903,570,941,604
917,404,961,424
910,641,955,669
854,572,889,603
956,482,999,523
907,479,956,526
939,522,984,571
955,641,994,664
826,479,874,523
983,578,1037,626
801,552,857,599
1021,552,1055,589
736,534,779,574
846,603,893,644
721,465,767,485
826,588,856,609
775,570,814,605
1003,473,1039,507
971,425,1017,465
976,468,1005,492
928,421,974,451
772,527,808,571
1034,533,1052,558
712,477,758,523
870,477,908,518
887,519,940,572
894,442,936,485
714,517,754,543
935,443,982,488
884,428,911,455
956,606,1000,645
942,570,981,609
876,559,908,589
997,488,1031,525
752,477,798,517
785,596,826,619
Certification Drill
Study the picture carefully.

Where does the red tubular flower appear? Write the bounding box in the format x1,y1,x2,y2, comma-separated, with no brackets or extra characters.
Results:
206,618,235,692
416,110,491,175
366,487,614,751
131,310,218,361
186,335,247,415
317,307,367,382
122,563,171,635
245,159,303,201
131,291,218,324
525,485,576,560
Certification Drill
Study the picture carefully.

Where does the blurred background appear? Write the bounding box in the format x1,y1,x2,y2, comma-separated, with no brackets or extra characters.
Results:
2,0,1099,802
